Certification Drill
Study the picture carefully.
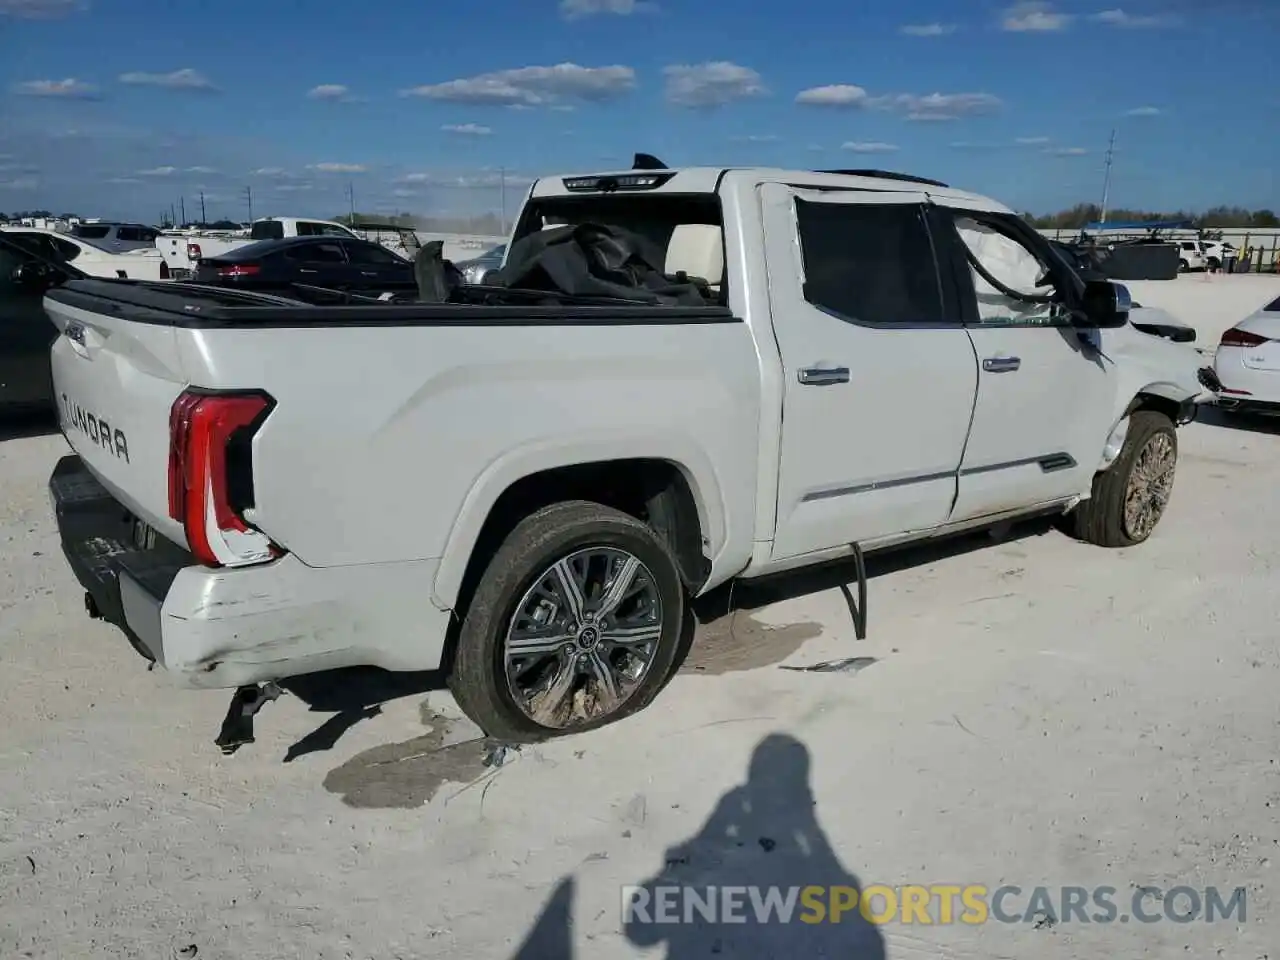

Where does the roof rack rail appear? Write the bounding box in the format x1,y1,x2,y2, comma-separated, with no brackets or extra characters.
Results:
819,169,949,188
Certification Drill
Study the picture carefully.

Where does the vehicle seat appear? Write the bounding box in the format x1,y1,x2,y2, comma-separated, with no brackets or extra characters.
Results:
665,224,724,297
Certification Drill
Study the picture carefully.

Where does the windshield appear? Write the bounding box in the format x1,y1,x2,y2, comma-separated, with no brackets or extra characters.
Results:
72,224,112,239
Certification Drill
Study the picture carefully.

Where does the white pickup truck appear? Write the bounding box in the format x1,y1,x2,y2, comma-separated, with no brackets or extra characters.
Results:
155,217,363,279
44,163,1204,745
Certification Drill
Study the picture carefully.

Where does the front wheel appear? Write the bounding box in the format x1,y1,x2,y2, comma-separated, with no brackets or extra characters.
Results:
449,501,686,742
1066,411,1179,547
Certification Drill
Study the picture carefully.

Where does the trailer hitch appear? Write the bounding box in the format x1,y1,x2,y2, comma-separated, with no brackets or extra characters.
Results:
214,682,283,755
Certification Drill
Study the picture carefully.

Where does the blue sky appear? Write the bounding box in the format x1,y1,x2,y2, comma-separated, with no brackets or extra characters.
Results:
1,0,1275,223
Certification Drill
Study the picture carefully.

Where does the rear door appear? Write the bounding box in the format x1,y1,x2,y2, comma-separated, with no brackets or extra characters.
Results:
44,287,190,543
760,182,979,561
280,240,353,287
340,240,414,291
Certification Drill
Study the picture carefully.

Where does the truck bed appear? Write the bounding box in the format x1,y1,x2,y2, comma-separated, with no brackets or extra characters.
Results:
43,279,761,582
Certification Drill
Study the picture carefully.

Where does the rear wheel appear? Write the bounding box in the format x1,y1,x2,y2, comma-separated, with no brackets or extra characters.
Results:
449,501,686,742
1067,411,1178,547
1178,258,1190,273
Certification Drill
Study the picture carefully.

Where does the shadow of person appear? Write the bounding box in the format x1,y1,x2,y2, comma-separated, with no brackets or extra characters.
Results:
623,733,887,959
510,876,576,959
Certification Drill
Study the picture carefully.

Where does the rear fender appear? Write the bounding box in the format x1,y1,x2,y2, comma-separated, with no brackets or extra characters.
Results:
431,432,727,611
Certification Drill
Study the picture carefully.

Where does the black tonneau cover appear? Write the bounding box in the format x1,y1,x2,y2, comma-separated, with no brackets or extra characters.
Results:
44,279,735,329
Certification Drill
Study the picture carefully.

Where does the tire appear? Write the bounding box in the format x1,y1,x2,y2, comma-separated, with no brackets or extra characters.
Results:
1207,257,1222,272
1178,259,1190,273
1066,411,1178,548
448,500,686,742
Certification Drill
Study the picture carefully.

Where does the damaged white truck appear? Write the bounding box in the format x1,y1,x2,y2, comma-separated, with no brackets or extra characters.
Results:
44,160,1204,747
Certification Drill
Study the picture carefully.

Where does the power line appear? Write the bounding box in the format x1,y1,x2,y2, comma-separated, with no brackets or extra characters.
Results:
1098,128,1117,228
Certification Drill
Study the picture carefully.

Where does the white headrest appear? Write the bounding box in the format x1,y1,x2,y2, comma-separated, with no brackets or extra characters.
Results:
665,223,724,284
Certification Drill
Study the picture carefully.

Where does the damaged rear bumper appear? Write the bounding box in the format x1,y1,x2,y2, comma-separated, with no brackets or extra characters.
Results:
51,454,452,689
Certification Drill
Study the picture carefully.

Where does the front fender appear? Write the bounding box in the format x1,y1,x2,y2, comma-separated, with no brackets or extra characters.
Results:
430,432,731,611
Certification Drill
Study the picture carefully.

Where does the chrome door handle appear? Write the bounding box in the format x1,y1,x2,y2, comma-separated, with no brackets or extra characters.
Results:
982,356,1021,373
361,271,377,277
298,268,318,274
798,366,850,385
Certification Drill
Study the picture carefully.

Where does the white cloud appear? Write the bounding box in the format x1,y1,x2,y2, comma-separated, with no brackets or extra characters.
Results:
15,78,99,98
797,86,1000,120
186,165,218,174
0,0,85,18
136,166,176,176
0,176,39,190
1126,105,1163,116
842,141,899,153
307,84,354,102
889,92,1003,120
119,68,216,91
1045,146,1088,156
106,177,142,184
395,171,536,188
272,183,313,193
732,134,779,143
663,62,766,108
442,123,493,136
400,63,635,107
308,162,367,173
900,22,956,35
795,84,873,107
1015,136,1051,144
1091,8,1178,27
1001,2,1071,31
559,0,655,19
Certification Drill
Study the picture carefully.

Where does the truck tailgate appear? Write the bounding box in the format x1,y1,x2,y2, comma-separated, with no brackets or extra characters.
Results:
44,290,190,547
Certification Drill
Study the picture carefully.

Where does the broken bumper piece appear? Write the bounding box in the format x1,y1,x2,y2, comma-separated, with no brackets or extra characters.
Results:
49,453,454,689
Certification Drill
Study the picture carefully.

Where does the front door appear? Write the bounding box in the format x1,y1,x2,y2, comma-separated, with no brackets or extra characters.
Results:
760,182,980,561
930,203,1117,522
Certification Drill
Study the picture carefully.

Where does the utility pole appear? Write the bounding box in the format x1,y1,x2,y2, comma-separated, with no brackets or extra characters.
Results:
171,202,176,227
499,167,507,235
1098,128,1117,228
200,191,207,225
243,186,253,224
180,197,186,226
346,181,355,225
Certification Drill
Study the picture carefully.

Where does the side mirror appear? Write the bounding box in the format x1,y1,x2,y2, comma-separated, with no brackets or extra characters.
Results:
10,260,55,288
1074,279,1131,329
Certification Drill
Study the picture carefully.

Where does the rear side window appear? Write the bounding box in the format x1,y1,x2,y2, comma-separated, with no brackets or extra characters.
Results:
795,198,943,325
250,220,286,241
117,226,157,242
1265,295,1280,313
73,225,111,239
50,236,81,261
284,242,346,263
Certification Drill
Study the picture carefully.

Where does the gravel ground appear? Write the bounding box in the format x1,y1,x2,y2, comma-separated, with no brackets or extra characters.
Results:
2,384,1280,958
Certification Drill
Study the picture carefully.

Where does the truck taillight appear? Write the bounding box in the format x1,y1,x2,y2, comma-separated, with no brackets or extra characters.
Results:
1220,328,1269,348
167,390,281,568
187,242,202,261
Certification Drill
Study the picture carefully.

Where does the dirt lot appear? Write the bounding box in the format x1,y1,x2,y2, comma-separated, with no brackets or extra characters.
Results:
3,340,1280,956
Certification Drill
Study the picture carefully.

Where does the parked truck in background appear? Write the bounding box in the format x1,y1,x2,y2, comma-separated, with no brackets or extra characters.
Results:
44,163,1204,744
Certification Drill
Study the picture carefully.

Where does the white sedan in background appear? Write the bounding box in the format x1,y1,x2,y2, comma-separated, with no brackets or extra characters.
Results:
1208,293,1280,415
0,227,171,281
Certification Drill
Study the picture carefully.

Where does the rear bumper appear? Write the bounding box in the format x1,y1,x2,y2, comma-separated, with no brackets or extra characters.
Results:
51,454,452,689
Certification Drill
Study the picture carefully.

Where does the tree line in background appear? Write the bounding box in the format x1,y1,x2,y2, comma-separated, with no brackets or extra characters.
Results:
1023,203,1280,230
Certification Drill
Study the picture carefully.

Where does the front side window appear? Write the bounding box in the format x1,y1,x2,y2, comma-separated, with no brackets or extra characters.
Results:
795,198,943,325
72,225,111,239
951,214,1061,325
344,242,403,265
